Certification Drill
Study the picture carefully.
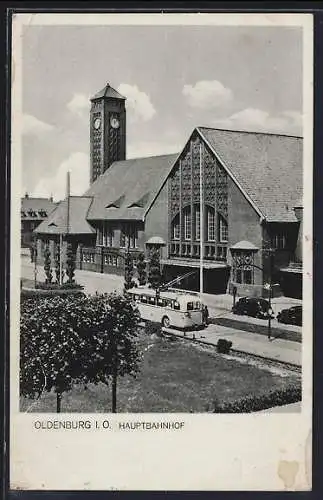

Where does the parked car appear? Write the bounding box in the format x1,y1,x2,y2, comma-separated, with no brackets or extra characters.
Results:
277,305,302,326
232,297,273,320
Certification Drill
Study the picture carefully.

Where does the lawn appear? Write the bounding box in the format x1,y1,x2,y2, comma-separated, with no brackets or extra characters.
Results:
20,333,300,414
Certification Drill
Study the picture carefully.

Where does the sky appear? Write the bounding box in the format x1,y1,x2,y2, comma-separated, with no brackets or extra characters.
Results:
19,22,303,201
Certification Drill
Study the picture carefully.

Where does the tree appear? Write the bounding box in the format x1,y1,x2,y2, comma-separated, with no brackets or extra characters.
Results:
80,293,141,412
65,241,76,284
20,293,141,413
20,295,89,412
124,249,134,290
54,242,61,284
43,244,53,284
136,252,147,285
148,249,162,289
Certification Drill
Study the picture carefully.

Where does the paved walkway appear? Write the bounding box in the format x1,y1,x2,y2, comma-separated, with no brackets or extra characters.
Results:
164,323,302,367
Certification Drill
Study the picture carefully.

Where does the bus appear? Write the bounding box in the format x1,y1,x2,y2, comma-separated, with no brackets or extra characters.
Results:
126,287,205,329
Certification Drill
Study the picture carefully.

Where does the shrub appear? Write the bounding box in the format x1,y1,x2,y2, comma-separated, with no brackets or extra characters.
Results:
217,339,232,354
145,320,163,337
65,241,76,284
43,245,53,284
137,252,147,285
212,384,301,413
124,250,134,290
148,249,162,289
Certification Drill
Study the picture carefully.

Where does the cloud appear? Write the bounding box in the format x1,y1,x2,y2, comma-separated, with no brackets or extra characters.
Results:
31,152,90,201
22,114,54,135
117,83,156,122
212,108,302,135
67,93,90,118
182,80,233,109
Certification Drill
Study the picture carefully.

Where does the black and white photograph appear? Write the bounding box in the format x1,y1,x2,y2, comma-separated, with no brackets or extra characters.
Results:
10,12,313,491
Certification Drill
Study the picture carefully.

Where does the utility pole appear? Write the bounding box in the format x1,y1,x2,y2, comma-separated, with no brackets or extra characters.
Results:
199,143,204,298
267,249,275,341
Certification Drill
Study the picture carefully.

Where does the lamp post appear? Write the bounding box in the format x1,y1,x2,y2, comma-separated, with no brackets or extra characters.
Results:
266,248,275,341
234,248,276,341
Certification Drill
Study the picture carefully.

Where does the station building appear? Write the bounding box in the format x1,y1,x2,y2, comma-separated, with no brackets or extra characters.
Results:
35,83,303,298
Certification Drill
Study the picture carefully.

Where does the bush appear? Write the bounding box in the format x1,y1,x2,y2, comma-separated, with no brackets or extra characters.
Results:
212,384,301,413
217,339,233,354
145,321,163,337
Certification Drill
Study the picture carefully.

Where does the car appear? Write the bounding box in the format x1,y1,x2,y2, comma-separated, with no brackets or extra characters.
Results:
277,305,302,326
232,297,274,320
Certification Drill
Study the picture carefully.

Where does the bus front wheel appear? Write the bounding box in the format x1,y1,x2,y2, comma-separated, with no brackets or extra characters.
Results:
162,316,170,328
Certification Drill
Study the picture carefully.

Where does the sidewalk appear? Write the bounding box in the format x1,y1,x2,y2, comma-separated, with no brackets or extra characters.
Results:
164,323,302,367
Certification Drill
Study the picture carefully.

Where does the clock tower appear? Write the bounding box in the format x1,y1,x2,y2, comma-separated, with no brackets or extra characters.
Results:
90,82,126,183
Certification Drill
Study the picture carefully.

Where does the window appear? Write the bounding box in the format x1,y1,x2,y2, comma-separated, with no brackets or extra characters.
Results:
172,214,180,240
120,229,126,248
96,227,103,246
207,207,215,241
120,224,138,248
271,233,287,250
184,207,191,240
195,205,200,241
103,223,114,247
232,251,254,285
219,215,228,243
129,226,138,249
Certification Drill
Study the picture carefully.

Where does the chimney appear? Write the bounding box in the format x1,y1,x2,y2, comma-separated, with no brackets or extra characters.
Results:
25,192,29,199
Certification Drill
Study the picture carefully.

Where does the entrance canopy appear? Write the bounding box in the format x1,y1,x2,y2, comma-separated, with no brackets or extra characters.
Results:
161,258,228,269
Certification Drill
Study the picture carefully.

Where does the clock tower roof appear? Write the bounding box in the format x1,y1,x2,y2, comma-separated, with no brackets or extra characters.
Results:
91,82,126,101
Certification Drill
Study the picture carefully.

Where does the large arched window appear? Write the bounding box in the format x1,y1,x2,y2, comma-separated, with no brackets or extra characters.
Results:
218,214,228,243
172,214,180,240
183,206,191,240
207,206,215,241
194,204,200,241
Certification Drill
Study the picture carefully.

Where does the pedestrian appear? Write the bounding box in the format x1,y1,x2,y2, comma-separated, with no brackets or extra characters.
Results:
203,305,209,326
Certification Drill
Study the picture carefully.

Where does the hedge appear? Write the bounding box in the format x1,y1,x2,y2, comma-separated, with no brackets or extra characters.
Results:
211,384,301,413
21,287,85,298
36,282,84,290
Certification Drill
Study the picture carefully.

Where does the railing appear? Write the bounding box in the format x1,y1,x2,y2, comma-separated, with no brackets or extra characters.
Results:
168,241,228,262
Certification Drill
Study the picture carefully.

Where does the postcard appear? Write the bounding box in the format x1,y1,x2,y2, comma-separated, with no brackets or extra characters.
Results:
10,12,313,491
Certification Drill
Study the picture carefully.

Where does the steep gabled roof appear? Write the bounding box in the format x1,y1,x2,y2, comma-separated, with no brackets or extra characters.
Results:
35,196,95,235
197,127,302,222
21,196,57,220
85,154,178,221
91,83,126,101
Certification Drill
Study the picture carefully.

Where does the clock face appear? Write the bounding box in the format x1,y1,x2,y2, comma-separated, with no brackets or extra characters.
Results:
94,117,101,130
110,116,120,129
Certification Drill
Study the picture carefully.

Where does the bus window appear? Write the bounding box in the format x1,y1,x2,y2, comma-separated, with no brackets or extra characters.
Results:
134,294,140,302
187,302,194,311
157,298,165,307
173,301,180,310
149,297,156,305
141,295,148,303
166,300,172,308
